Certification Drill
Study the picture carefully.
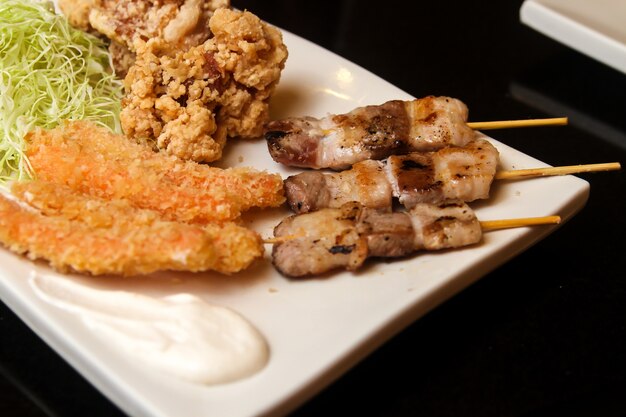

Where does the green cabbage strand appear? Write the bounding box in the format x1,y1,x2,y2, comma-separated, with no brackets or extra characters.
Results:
0,0,123,183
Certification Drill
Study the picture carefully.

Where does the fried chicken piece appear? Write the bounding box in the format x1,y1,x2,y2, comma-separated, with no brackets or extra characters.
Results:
57,0,134,77
1,181,263,276
120,8,288,162
25,120,285,224
57,0,96,31
90,0,228,49
85,0,229,75
108,42,136,80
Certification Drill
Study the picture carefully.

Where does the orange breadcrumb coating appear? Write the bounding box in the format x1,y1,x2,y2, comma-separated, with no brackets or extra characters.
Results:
25,120,285,224
1,181,263,276
121,8,288,162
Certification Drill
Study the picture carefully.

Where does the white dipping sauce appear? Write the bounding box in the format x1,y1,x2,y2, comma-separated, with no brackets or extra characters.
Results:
29,273,269,385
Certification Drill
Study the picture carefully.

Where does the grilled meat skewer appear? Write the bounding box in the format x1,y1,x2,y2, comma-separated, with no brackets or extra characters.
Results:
271,201,482,277
265,96,475,170
284,138,499,213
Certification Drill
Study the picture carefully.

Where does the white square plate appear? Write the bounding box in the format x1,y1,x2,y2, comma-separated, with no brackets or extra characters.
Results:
0,7,590,417
521,0,626,74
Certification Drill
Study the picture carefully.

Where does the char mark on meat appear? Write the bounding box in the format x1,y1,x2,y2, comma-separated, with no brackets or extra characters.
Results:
265,117,323,168
264,96,476,170
271,201,482,277
283,171,330,213
282,137,499,214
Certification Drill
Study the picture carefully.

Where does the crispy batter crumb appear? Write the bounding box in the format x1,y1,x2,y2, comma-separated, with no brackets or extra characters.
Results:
120,8,288,162
108,42,136,79
90,0,229,47
59,0,229,77
57,0,96,31
58,0,230,76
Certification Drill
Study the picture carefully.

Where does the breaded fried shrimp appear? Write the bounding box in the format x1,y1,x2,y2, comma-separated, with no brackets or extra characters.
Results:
4,181,263,275
25,121,285,224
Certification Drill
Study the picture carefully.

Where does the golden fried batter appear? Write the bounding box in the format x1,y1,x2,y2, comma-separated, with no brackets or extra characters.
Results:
120,8,288,162
57,0,96,31
108,42,136,80
66,0,229,76
25,120,285,224
2,181,263,276
89,0,228,48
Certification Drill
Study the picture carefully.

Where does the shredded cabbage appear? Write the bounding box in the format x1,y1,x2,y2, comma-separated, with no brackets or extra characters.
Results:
0,0,123,183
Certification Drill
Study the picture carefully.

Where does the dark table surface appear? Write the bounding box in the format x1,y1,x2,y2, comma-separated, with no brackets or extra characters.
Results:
2,1,626,416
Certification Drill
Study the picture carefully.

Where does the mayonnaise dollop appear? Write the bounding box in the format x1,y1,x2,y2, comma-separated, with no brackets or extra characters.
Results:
30,273,269,385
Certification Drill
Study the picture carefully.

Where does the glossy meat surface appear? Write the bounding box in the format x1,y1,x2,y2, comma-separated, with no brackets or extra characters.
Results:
284,138,499,213
272,201,481,277
266,96,476,169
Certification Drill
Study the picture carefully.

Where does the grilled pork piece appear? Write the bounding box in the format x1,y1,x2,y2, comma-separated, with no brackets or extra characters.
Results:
271,201,482,277
284,159,393,213
284,138,499,213
265,96,476,170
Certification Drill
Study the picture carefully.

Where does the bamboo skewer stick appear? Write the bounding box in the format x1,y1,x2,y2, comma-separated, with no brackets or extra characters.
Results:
265,162,617,244
495,162,621,180
264,215,561,244
467,117,568,130
321,117,568,136
263,234,305,245
479,215,561,231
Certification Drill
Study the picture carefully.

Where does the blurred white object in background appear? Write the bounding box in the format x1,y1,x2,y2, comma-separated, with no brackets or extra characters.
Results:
521,0,626,74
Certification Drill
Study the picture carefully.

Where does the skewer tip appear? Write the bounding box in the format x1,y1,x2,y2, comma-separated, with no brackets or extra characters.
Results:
266,216,562,244
468,117,569,130
480,215,561,231
263,234,305,244
495,162,621,180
